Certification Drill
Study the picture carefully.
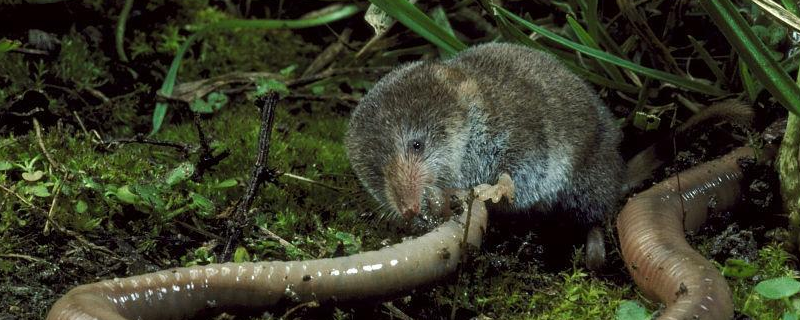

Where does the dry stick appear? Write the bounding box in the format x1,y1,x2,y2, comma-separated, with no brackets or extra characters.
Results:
280,171,347,192
0,253,50,264
191,114,230,180
71,111,103,144
236,91,279,215
106,135,193,156
257,225,309,259
287,67,394,88
32,118,71,233
44,178,63,235
382,302,415,320
222,92,279,260
301,28,353,77
279,301,319,320
33,118,64,172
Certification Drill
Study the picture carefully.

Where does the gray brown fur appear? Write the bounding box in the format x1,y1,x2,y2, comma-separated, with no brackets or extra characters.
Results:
345,43,623,228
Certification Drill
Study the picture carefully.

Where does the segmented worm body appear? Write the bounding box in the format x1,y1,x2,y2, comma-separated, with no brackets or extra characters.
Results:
617,146,774,320
49,144,775,320
47,198,488,320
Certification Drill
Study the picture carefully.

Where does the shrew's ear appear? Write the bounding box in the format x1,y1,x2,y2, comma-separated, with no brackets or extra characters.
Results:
429,64,480,101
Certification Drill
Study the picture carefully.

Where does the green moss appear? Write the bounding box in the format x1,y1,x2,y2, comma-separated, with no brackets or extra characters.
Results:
55,29,109,90
732,244,798,319
175,6,319,79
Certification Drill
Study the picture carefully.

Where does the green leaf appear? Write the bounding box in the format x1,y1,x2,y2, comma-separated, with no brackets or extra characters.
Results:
151,5,361,134
783,311,799,320
189,192,214,217
368,0,467,55
166,162,195,186
29,184,51,198
699,0,800,116
0,161,11,171
722,258,758,278
189,92,229,114
334,231,361,255
256,78,290,97
112,185,139,204
492,6,725,96
755,277,800,299
279,64,298,77
213,178,238,189
233,246,251,263
311,84,326,96
82,177,102,191
615,300,651,320
22,170,44,182
75,200,88,214
0,39,21,56
133,184,164,210
430,5,457,59
81,217,103,231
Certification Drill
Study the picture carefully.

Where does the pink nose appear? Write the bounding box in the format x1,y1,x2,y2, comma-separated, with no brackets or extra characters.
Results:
402,203,420,219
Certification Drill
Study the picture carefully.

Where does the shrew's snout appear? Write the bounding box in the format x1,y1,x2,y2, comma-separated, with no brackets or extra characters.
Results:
384,154,429,219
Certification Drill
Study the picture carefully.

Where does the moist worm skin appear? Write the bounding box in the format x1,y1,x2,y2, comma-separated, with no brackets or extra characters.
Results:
47,199,488,320
618,146,772,320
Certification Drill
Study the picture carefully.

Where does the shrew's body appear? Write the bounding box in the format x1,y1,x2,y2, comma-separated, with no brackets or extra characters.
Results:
345,43,623,268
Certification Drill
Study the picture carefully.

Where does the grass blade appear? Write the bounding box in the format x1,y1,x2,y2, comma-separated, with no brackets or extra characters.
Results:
566,15,626,83
739,58,758,101
687,35,728,85
751,0,800,32
151,4,361,134
367,0,467,55
700,0,800,115
430,5,457,59
493,11,638,93
493,6,725,96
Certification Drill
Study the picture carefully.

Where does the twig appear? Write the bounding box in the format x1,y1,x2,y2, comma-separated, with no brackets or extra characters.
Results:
176,220,224,241
301,28,353,77
258,225,310,259
280,301,319,320
287,66,393,88
280,172,347,192
10,47,50,56
0,253,51,265
382,302,415,320
0,183,37,210
284,93,359,104
237,92,279,215
72,111,104,144
83,87,111,104
222,92,279,260
105,135,193,156
33,118,64,172
43,177,63,235
191,114,230,180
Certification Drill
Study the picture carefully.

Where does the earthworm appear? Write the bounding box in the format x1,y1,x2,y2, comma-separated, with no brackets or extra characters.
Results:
617,145,775,320
47,196,489,320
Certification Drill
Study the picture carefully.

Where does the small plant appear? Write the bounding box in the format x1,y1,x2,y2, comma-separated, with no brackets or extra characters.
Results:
615,300,652,320
753,277,800,320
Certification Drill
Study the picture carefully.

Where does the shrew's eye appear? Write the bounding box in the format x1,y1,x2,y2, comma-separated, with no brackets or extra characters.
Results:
408,139,424,154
